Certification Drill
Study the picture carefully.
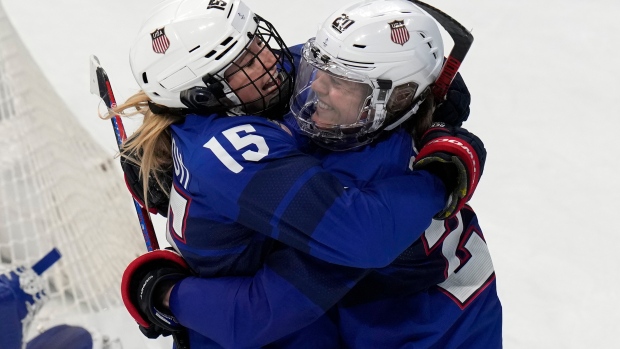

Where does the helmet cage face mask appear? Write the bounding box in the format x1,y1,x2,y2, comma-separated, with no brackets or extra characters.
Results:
291,39,381,151
131,0,294,118
185,15,295,117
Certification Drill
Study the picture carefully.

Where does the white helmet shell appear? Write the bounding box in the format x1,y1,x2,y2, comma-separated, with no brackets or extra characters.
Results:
129,0,257,108
316,0,444,95
291,0,445,149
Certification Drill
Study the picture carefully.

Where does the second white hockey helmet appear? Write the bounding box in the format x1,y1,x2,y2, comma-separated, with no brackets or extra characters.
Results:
291,0,444,149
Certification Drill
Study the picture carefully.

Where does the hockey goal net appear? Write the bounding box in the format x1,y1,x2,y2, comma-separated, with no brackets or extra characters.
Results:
0,2,146,323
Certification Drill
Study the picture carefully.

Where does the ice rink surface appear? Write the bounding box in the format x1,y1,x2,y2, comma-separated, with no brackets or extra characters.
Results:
2,0,619,347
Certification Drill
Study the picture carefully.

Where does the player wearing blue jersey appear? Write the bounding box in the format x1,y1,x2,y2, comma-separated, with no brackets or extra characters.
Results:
114,0,498,348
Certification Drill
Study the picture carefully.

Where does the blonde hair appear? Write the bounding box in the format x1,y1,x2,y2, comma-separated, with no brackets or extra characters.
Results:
102,91,183,204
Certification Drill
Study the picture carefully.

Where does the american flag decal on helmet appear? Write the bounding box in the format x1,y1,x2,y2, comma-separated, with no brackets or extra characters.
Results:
207,0,227,10
389,20,410,46
151,27,170,54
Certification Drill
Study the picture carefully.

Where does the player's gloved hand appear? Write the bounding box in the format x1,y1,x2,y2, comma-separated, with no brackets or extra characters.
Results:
120,155,171,217
0,249,61,349
413,122,486,219
433,72,470,127
121,249,190,339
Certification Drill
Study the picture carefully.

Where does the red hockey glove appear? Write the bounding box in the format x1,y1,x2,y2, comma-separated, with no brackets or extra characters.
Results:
413,122,486,219
121,249,190,339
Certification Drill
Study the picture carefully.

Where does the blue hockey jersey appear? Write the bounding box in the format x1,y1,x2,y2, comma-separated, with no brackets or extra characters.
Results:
165,111,452,346
333,205,501,349
166,113,444,270
166,112,501,348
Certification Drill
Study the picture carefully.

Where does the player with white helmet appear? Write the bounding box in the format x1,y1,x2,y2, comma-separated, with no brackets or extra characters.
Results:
128,0,294,117
291,0,444,149
114,0,497,348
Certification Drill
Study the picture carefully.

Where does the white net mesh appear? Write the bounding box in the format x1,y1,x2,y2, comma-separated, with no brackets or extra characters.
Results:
0,2,146,319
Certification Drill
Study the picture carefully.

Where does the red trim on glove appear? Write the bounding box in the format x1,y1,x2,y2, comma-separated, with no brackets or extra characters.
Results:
121,250,189,328
416,135,481,196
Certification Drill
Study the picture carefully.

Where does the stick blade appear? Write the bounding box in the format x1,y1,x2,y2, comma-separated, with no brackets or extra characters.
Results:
89,55,113,109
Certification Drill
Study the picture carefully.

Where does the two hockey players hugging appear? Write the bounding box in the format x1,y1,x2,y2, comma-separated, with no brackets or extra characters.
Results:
114,0,502,348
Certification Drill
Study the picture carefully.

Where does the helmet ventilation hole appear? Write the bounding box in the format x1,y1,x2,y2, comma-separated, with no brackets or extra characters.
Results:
205,50,217,58
353,44,366,49
142,72,148,84
215,41,238,60
419,32,437,59
189,45,200,53
220,37,233,46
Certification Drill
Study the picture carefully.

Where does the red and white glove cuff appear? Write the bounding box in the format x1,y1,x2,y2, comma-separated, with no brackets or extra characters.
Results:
121,249,188,328
416,134,481,196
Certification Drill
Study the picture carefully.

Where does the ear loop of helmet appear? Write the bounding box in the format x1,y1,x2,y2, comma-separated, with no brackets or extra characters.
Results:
370,79,393,132
383,87,431,131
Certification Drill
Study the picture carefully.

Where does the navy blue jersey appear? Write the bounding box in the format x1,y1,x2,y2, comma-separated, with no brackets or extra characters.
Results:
335,206,501,349
165,112,450,347
167,114,501,348
167,113,444,270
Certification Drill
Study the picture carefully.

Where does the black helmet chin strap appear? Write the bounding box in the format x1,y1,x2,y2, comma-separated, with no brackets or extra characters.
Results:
179,74,234,113
147,75,232,117
147,101,187,116
147,100,223,117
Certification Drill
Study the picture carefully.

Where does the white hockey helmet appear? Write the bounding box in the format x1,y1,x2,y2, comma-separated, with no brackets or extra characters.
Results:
291,0,444,150
129,0,294,116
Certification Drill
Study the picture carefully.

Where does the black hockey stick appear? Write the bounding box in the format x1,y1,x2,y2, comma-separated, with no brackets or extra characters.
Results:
89,55,160,252
410,0,474,100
